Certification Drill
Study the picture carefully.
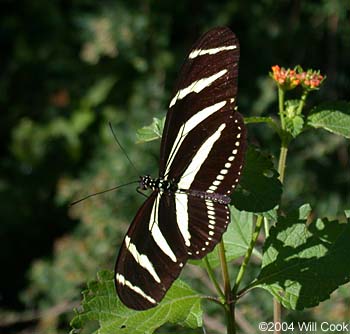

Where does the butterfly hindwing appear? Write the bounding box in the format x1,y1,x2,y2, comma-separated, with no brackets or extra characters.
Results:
165,107,246,196
187,111,246,195
174,193,231,259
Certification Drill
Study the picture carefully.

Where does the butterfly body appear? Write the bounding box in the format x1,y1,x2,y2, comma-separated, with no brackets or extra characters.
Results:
115,27,247,310
139,175,230,204
139,175,178,193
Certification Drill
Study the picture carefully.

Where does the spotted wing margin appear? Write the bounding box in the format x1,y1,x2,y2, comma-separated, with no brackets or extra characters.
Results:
175,193,230,259
115,192,188,310
159,27,240,176
187,111,246,195
165,109,246,197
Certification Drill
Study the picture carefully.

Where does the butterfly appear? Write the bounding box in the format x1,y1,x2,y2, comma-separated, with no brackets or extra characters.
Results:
115,27,247,310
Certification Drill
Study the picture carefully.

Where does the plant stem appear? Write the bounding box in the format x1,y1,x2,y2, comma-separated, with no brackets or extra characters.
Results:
273,87,309,331
278,87,285,130
226,304,235,334
274,86,290,334
232,215,264,296
274,299,282,333
274,144,288,334
218,241,235,334
204,256,225,301
264,216,270,238
277,145,288,182
296,90,308,115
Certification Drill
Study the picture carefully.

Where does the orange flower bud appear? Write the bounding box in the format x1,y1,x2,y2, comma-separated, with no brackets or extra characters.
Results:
270,65,301,90
271,65,325,91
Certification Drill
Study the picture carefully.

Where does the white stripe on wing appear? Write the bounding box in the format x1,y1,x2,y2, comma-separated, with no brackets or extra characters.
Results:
116,273,156,304
149,194,177,262
125,236,161,283
169,69,227,108
189,45,237,59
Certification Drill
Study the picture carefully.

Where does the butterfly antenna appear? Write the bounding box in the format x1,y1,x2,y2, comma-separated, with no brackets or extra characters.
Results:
70,180,139,206
108,122,140,176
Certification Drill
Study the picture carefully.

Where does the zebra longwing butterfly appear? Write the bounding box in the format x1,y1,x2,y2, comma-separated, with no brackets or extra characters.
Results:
115,27,246,310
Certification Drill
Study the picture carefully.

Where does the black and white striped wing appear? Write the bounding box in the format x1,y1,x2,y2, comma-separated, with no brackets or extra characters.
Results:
160,27,246,257
174,193,231,259
115,192,188,310
171,112,246,259
115,27,246,310
160,27,240,178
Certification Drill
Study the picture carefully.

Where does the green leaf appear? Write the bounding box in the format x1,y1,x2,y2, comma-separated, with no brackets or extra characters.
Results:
231,146,282,213
256,207,350,310
307,101,350,138
71,270,203,334
191,207,254,268
262,208,278,221
244,116,280,135
71,109,95,133
84,77,117,107
285,115,304,138
298,203,312,219
136,117,165,143
284,99,299,118
11,110,96,164
283,100,304,138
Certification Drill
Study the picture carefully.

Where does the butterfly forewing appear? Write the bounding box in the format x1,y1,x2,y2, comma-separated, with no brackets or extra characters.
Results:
160,27,240,176
115,27,246,310
115,192,187,310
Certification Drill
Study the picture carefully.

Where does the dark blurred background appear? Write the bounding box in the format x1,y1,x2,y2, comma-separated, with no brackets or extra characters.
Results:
0,1,349,333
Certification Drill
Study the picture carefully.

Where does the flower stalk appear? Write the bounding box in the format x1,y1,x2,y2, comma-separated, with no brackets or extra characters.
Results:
270,64,325,333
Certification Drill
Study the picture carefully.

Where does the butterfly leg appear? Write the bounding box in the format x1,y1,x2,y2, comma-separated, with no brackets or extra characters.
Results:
136,187,148,198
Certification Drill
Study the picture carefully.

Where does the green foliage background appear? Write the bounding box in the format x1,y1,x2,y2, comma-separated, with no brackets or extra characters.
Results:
0,1,349,333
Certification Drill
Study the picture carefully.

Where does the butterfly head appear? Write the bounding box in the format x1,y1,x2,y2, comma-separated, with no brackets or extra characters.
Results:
139,175,152,190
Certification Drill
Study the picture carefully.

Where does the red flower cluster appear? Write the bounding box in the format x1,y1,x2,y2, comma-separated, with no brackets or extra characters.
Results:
271,65,324,90
297,70,324,89
271,65,300,89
